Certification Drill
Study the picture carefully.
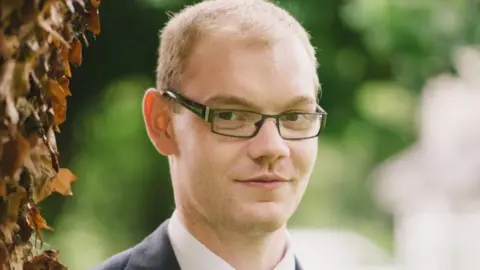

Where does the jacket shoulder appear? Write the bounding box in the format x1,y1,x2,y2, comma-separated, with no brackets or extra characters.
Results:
90,248,133,270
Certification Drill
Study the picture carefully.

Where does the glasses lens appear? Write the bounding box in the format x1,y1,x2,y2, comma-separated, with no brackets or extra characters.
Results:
212,110,262,137
279,113,322,139
212,110,324,139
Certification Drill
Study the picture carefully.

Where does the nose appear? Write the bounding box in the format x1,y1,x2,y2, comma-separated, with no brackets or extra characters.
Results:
247,119,290,167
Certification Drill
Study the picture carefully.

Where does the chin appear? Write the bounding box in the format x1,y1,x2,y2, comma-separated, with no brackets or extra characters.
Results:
234,201,293,233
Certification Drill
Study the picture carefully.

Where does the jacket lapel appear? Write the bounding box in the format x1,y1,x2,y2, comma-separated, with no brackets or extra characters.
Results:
294,256,303,270
125,219,181,270
124,218,303,270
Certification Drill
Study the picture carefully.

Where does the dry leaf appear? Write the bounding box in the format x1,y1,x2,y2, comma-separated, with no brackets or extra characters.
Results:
58,75,71,96
34,176,54,203
48,79,66,100
0,221,20,244
0,140,3,165
48,79,68,125
91,0,101,9
26,134,40,149
26,203,53,231
0,242,8,268
37,19,69,48
52,168,77,196
0,182,6,197
34,168,77,202
85,7,101,35
1,0,102,266
24,249,67,270
26,203,53,247
12,62,32,97
1,187,26,243
6,187,27,222
68,37,82,67
60,45,72,77
51,98,67,125
0,134,31,180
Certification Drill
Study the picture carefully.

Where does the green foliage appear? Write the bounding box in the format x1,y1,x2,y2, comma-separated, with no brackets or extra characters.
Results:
49,76,174,269
341,0,480,89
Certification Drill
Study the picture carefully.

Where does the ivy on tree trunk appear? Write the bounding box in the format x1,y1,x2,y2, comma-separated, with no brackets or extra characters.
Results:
0,0,101,269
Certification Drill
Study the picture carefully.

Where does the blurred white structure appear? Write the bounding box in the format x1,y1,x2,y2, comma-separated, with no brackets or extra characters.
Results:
373,46,480,270
287,46,480,270
289,228,394,270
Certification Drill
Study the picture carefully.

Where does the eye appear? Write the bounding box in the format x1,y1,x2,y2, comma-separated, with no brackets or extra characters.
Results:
217,111,241,121
213,110,259,131
281,113,301,121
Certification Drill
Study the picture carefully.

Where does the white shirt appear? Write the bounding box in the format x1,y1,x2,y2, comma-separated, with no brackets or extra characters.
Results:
167,211,296,270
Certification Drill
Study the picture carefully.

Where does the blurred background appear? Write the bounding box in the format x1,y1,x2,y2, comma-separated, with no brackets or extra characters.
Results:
36,0,480,269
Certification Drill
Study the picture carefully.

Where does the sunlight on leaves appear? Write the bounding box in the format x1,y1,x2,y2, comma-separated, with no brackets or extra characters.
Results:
356,81,416,132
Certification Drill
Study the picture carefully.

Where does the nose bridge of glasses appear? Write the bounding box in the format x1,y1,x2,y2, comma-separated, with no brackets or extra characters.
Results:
254,116,282,138
255,114,280,126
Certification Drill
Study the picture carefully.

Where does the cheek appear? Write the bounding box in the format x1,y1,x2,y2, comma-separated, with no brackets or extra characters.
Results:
177,116,242,180
291,140,318,177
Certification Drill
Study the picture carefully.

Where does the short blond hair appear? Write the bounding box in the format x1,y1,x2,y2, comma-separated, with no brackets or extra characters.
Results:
156,0,319,92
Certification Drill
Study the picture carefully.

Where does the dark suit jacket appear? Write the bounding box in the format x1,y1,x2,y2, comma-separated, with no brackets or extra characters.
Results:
91,219,303,270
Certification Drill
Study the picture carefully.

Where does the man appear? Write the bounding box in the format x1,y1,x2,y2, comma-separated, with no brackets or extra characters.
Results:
92,0,326,269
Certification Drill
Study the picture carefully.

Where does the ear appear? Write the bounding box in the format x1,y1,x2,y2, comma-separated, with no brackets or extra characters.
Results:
142,88,178,156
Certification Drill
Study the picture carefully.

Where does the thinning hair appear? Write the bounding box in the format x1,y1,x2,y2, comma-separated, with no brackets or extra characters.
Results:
156,0,319,92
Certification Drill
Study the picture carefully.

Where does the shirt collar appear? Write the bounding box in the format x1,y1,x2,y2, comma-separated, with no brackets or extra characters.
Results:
167,210,296,270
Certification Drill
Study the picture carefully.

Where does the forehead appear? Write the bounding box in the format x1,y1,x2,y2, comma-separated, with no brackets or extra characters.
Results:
180,34,318,110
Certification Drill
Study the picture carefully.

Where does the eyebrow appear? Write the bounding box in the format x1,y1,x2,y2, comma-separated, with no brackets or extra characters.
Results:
204,94,316,111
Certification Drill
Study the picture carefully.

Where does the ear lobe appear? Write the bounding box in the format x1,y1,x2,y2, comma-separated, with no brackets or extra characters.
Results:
142,88,177,155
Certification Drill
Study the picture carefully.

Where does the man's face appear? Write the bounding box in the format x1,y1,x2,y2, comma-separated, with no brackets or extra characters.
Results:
170,34,318,233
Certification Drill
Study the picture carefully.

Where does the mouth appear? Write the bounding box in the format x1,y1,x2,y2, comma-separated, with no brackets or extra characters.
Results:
235,175,289,189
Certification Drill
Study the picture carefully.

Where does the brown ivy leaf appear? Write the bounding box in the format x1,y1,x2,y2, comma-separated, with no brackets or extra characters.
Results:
1,0,102,266
51,99,66,126
35,168,77,202
0,33,19,59
48,79,66,100
1,61,20,129
0,134,31,180
26,133,40,149
68,37,82,67
58,75,71,96
34,168,77,203
0,182,6,197
0,221,20,244
0,137,3,161
26,203,53,231
26,138,52,183
37,20,69,48
52,168,76,196
91,0,101,9
84,7,101,35
34,177,53,204
11,61,32,97
59,45,72,77
24,249,67,270
6,186,27,221
0,242,8,268
0,187,26,243
26,203,53,246
48,79,68,125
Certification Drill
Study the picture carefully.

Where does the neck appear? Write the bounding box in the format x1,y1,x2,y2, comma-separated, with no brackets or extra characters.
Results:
176,208,289,270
